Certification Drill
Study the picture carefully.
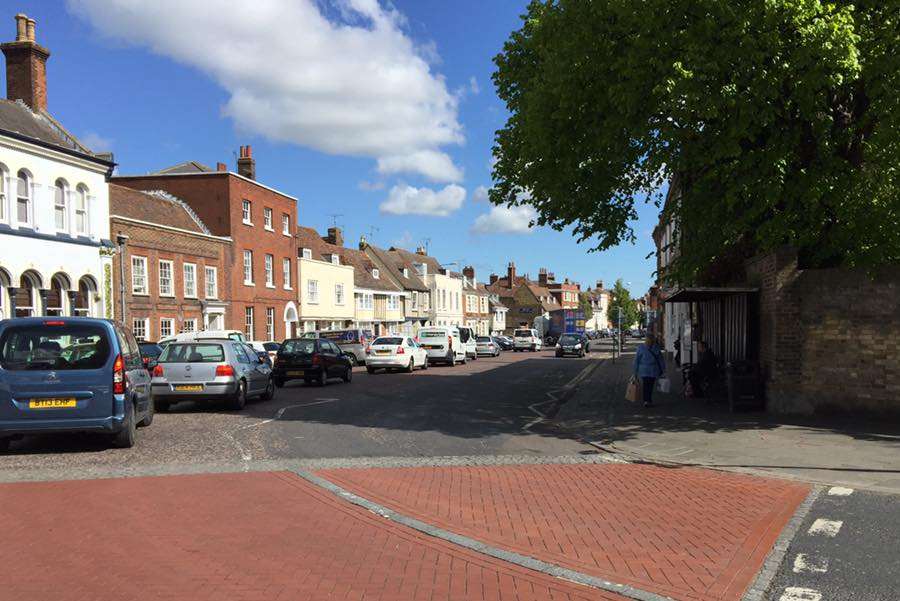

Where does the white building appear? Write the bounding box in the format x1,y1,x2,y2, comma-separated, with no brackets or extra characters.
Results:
0,15,115,320
583,282,610,331
489,295,508,335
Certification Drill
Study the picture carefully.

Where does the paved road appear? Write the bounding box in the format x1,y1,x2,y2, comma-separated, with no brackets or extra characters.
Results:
0,349,596,478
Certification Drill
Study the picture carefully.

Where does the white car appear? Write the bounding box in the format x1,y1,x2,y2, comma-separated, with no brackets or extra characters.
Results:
457,326,478,361
248,340,281,364
365,336,428,373
475,336,500,356
416,326,466,366
513,328,543,352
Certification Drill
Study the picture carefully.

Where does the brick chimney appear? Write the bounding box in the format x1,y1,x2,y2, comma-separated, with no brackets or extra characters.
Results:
216,162,227,172
489,274,499,285
237,145,255,180
596,280,604,290
538,268,549,286
2,14,50,112
326,227,344,247
463,266,475,286
506,262,516,288
415,246,427,256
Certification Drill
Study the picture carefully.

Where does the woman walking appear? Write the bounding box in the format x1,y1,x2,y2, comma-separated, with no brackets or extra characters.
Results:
634,333,666,407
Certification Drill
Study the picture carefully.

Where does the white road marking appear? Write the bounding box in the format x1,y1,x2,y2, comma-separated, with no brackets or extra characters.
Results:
808,518,843,537
792,553,829,574
828,486,854,496
522,361,601,432
780,587,822,601
223,399,340,461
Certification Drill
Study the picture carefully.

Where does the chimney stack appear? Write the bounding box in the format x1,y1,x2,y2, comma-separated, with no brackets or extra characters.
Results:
463,266,475,286
538,268,548,286
415,246,427,256
2,14,50,112
216,162,227,172
596,280,604,290
237,145,255,180
324,227,343,247
489,274,499,285
506,262,516,288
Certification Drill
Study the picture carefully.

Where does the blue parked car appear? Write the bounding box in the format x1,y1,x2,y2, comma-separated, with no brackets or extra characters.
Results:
0,317,154,451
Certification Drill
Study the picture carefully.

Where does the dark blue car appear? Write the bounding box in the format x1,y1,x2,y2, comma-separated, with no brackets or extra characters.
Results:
0,317,154,451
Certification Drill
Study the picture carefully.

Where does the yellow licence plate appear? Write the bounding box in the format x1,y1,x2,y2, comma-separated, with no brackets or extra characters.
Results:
174,385,204,392
29,398,77,409
375,350,390,355
288,370,305,376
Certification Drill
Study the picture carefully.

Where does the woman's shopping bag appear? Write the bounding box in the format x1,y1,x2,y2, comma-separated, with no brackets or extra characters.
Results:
625,376,641,402
656,376,672,394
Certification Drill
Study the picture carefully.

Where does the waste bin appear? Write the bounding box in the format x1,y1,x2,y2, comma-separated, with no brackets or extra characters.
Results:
726,361,762,412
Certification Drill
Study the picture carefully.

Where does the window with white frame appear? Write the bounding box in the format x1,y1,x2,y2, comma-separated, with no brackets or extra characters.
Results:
307,279,319,304
131,256,148,294
75,185,89,235
132,317,148,341
330,254,339,265
282,258,291,288
264,254,274,287
182,318,197,333
302,248,312,260
242,199,252,224
412,291,418,309
54,179,68,231
356,292,373,310
158,260,173,296
266,307,274,340
243,250,253,284
422,292,429,310
16,170,30,225
372,268,379,279
244,307,254,339
0,164,6,222
160,318,174,339
335,283,345,305
282,213,290,235
205,266,218,298
387,295,399,311
183,263,197,297
264,207,273,230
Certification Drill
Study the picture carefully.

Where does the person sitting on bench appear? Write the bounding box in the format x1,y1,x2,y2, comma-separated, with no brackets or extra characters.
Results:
689,341,719,397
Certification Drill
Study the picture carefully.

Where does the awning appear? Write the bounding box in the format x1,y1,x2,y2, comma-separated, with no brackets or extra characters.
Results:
663,287,758,303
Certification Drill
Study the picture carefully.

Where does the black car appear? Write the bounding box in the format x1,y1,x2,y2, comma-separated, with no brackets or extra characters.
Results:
493,336,514,350
138,342,163,372
555,334,588,358
272,337,353,387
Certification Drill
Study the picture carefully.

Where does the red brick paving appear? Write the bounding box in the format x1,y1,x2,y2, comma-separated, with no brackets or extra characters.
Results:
317,463,810,601
0,471,623,601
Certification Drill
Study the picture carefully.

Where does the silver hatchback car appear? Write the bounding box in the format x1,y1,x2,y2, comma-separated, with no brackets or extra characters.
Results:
151,341,274,411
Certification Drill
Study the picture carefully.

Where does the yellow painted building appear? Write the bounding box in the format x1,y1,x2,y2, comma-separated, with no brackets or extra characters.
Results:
296,227,356,332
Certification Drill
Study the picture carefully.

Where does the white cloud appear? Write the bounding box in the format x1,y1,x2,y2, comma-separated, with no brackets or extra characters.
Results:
468,76,480,95
472,205,538,234
68,0,464,182
473,185,490,203
380,183,465,217
80,131,113,151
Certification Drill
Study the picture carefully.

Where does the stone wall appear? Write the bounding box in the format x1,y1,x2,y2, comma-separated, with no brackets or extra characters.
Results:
746,248,900,417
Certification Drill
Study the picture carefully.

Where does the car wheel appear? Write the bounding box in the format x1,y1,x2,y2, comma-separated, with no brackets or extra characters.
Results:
111,400,136,449
318,367,328,386
421,358,428,370
531,344,536,352
471,353,478,361
405,358,414,373
367,366,376,374
342,365,352,383
261,378,275,400
229,380,248,410
274,378,285,388
137,397,154,428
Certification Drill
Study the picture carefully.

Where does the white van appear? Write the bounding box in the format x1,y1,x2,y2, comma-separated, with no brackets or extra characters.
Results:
158,330,246,347
416,326,466,366
513,328,543,352
456,326,478,361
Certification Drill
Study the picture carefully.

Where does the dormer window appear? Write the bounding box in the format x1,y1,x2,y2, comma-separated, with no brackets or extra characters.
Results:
331,254,340,265
372,268,380,279
302,248,312,260
414,262,426,276
403,268,409,278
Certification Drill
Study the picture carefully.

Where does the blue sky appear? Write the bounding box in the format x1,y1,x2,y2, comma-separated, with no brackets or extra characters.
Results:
15,0,659,296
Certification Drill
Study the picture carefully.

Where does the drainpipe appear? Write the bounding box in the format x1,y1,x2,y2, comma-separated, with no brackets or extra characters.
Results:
116,233,129,324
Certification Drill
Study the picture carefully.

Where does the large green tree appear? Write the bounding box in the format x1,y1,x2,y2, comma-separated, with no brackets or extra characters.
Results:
607,279,640,328
491,1,900,282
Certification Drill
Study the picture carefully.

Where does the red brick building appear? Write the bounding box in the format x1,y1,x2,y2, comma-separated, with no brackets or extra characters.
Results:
113,146,300,341
109,184,231,341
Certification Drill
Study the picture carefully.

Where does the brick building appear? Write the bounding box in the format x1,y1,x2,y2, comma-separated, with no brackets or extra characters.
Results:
538,268,580,309
109,184,230,341
461,266,491,336
112,146,300,341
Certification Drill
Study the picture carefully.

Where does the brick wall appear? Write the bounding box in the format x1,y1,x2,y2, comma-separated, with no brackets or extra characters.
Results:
746,248,900,417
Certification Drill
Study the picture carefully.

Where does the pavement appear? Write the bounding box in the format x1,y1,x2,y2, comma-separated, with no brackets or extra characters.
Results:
550,343,900,494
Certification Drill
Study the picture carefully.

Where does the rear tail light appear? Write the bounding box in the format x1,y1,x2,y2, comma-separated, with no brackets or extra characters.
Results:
396,346,405,355
152,364,164,377
112,354,126,394
215,364,235,377
43,320,65,326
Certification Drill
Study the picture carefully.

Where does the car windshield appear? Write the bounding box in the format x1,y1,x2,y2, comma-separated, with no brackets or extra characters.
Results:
0,323,111,371
263,342,281,351
374,337,404,346
418,331,445,338
159,343,225,363
476,337,492,342
139,343,161,357
514,330,532,337
560,335,580,344
281,339,317,354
